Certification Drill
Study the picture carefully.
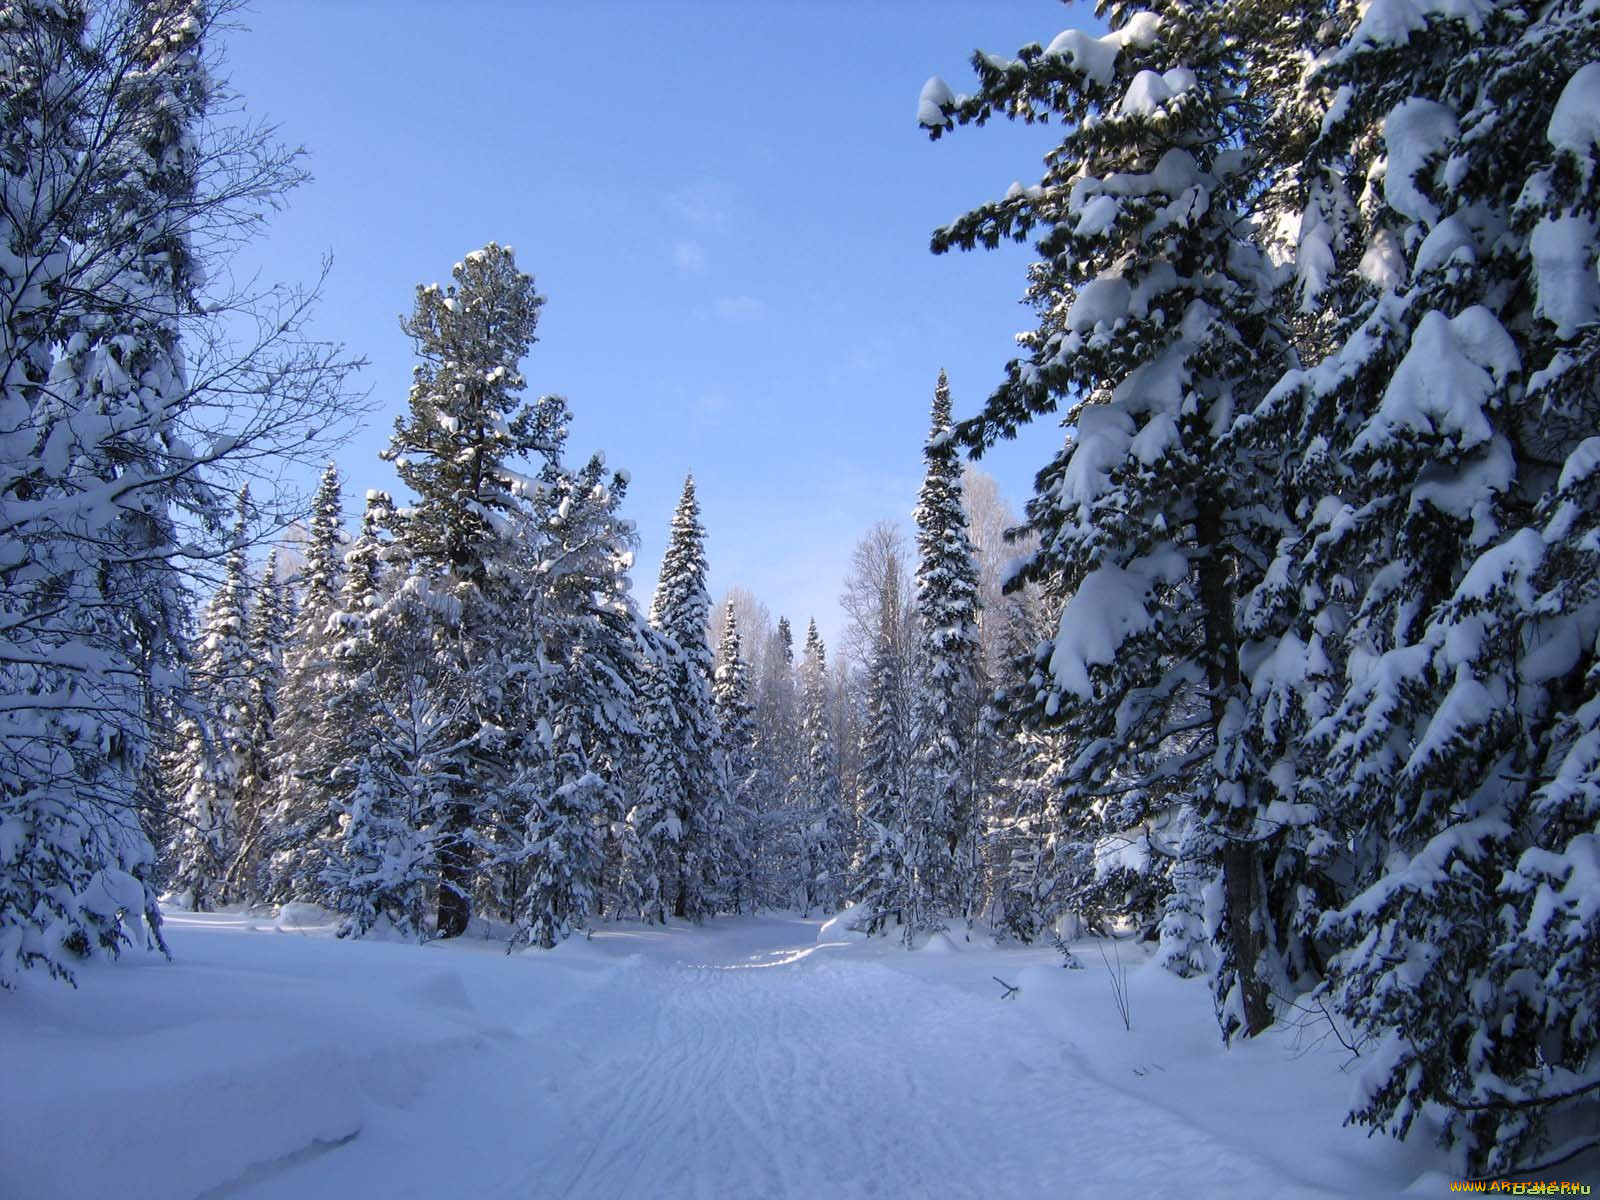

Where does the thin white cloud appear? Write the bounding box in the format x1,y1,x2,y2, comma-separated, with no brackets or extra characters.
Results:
674,240,708,274
665,182,731,232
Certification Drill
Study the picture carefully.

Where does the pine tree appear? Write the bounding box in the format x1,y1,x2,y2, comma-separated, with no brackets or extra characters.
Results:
0,0,355,987
798,620,847,914
750,616,804,908
264,462,348,901
0,0,199,983
635,475,728,923
515,455,643,948
318,491,428,933
382,242,566,938
328,672,455,942
1239,0,1600,1171
923,3,1290,1033
984,590,1072,945
907,371,986,932
170,490,255,910
228,547,291,903
712,602,759,914
851,563,912,933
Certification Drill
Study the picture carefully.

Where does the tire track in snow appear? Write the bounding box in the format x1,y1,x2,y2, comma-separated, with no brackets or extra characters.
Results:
541,946,1344,1200
235,923,1348,1200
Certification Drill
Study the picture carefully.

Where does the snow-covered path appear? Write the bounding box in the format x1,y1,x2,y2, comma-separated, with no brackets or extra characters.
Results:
214,915,1337,1200
6,911,1469,1199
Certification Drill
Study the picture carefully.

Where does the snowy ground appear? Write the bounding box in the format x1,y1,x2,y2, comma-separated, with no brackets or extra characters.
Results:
4,911,1595,1199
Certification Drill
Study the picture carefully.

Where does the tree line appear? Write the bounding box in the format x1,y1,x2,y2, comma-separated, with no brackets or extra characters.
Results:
3,0,1597,1182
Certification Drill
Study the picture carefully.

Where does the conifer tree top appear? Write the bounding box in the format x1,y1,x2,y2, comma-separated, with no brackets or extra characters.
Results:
383,243,567,574
650,474,711,656
301,461,344,610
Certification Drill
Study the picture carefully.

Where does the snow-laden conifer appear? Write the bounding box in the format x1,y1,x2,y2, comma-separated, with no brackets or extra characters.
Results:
634,476,728,923
797,620,848,914
750,617,804,908
381,243,566,937
923,2,1291,1033
0,0,356,987
228,547,291,903
263,463,348,901
170,490,254,910
712,602,759,914
514,456,644,948
851,562,912,934
1239,0,1600,1170
908,371,985,932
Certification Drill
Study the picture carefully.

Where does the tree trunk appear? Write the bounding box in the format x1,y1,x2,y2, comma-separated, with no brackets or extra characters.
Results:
1194,496,1273,1038
436,800,472,938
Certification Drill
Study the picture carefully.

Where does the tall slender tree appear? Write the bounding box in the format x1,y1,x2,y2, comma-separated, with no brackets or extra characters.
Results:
908,372,985,931
922,3,1290,1032
515,455,644,948
712,602,759,913
636,475,727,922
381,243,566,938
228,547,291,902
0,0,356,987
264,462,347,901
169,489,254,910
798,620,847,914
851,561,912,933
751,616,803,907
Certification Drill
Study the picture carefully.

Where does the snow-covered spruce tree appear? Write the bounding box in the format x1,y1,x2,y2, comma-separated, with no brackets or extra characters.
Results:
1233,0,1600,1172
712,602,759,914
851,562,912,933
226,547,291,903
381,243,566,938
329,670,456,942
829,650,863,834
0,0,357,987
633,475,728,923
797,620,848,914
750,616,804,907
513,455,644,949
318,490,434,935
168,489,255,910
921,2,1292,1034
263,462,347,901
907,371,986,933
983,589,1076,945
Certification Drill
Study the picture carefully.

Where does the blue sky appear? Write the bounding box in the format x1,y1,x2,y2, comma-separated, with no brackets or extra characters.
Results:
222,1,1082,650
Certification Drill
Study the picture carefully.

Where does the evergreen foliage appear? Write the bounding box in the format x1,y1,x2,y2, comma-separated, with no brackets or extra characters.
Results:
851,560,911,934
922,2,1290,1033
170,490,254,911
797,620,847,914
636,476,727,923
264,463,348,902
712,603,760,914
908,371,986,933
513,456,643,948
381,242,565,938
924,0,1600,1173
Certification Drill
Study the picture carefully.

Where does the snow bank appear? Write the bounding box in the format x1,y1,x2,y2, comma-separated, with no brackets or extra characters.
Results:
4,910,1569,1197
0,912,607,1200
818,902,873,942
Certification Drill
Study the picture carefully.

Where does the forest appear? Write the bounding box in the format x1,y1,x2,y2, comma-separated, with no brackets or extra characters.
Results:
2,0,1598,1186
